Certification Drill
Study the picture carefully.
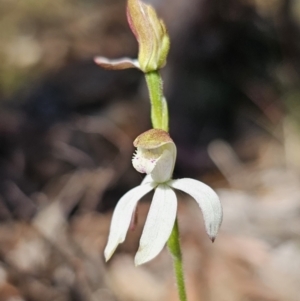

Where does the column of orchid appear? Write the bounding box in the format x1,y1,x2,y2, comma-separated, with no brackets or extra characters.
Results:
95,1,223,301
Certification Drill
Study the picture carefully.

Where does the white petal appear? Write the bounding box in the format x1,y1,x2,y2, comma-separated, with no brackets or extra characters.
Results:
94,57,140,70
104,183,155,261
169,178,222,241
135,184,177,265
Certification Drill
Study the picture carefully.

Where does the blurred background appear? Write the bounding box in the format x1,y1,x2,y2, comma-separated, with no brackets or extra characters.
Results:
0,0,300,300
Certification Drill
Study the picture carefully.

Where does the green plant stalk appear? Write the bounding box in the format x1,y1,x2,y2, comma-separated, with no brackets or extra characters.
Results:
145,71,167,131
167,219,188,301
145,70,187,301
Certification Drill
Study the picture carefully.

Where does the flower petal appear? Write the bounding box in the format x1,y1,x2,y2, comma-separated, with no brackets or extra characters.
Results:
135,184,177,265
169,178,222,241
94,56,140,70
104,183,155,261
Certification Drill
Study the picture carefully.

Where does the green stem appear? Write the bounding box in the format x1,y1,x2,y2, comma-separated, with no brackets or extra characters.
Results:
144,70,187,301
167,219,188,301
145,71,168,131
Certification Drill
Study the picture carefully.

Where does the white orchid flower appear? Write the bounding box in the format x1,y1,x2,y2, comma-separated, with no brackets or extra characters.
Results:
105,129,223,265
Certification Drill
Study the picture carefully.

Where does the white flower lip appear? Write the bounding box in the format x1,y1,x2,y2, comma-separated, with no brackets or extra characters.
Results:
132,148,159,175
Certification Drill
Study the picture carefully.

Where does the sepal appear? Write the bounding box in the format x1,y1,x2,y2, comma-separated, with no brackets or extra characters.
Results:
94,57,140,70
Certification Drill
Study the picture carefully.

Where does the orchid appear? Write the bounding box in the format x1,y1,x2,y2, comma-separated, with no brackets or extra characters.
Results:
96,0,222,297
105,129,223,265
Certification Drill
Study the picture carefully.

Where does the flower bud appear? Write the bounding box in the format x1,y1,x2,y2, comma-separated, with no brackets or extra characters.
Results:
127,0,170,72
94,0,170,73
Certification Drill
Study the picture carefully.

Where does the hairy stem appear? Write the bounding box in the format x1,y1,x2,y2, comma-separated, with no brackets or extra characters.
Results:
167,219,188,301
145,71,168,131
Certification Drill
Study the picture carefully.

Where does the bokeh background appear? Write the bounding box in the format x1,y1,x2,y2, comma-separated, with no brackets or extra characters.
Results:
1,0,300,300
